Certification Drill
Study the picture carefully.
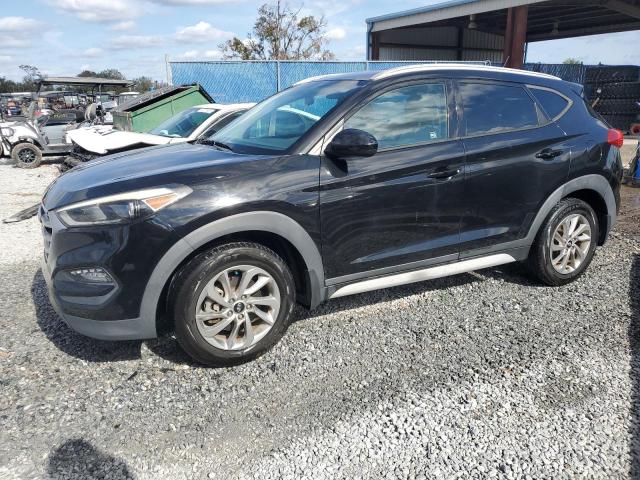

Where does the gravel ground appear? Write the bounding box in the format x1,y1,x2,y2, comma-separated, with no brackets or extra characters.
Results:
0,163,639,480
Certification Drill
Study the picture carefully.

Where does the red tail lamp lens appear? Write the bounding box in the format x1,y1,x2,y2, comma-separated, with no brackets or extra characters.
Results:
607,129,624,149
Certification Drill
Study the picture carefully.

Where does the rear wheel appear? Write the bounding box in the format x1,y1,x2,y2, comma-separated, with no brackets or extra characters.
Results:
171,242,295,366
12,143,42,169
527,198,598,286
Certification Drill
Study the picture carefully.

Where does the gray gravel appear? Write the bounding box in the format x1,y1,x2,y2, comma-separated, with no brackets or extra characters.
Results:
0,163,639,479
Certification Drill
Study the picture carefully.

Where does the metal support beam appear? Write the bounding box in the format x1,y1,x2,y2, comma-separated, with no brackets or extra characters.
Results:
371,31,380,60
527,20,640,41
503,7,513,65
603,0,640,20
510,5,528,69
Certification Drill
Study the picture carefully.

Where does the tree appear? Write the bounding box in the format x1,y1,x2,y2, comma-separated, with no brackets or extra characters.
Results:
78,70,98,78
220,1,334,60
19,64,41,91
0,77,18,93
96,69,125,80
131,76,154,92
563,58,583,65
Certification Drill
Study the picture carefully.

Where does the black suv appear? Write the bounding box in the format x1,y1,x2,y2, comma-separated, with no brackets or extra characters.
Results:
40,66,623,365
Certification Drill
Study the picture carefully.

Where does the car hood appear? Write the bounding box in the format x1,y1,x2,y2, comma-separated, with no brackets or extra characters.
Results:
67,127,178,154
43,142,270,210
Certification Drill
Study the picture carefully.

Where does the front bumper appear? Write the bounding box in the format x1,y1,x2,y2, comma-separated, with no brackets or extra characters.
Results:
39,205,163,341
41,257,154,340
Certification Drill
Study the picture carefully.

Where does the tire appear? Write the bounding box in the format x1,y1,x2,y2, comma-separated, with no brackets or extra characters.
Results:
12,143,42,169
170,242,295,366
527,198,599,286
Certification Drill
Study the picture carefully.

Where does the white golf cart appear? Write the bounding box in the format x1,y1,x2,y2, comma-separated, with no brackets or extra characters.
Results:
0,76,133,168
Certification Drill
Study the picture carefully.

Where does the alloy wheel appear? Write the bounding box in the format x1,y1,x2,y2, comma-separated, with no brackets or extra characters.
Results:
18,148,36,164
194,265,280,350
550,213,592,274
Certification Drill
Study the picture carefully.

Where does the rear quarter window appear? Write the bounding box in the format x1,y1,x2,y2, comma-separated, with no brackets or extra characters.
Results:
529,87,570,120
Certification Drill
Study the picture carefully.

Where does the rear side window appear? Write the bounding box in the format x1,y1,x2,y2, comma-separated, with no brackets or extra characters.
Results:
529,87,570,120
460,83,540,136
345,83,449,150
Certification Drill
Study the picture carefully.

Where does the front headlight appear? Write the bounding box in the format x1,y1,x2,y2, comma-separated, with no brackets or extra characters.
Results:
1,127,14,137
56,186,191,227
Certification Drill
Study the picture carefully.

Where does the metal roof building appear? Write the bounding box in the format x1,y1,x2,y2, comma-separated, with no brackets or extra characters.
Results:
366,0,640,67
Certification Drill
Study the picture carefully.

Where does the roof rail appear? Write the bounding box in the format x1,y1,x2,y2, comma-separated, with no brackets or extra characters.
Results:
372,64,561,81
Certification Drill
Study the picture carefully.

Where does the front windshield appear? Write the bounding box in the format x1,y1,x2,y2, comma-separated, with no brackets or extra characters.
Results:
149,107,217,138
208,80,367,155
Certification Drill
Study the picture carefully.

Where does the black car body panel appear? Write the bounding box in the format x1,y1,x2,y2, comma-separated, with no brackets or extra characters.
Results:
39,66,622,341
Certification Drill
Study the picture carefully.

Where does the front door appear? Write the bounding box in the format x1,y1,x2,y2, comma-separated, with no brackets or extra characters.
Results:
320,80,466,281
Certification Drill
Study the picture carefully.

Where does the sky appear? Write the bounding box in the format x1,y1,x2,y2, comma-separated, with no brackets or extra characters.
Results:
1,0,639,83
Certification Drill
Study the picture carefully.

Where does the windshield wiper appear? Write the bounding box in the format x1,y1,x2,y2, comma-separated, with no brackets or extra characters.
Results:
198,138,233,152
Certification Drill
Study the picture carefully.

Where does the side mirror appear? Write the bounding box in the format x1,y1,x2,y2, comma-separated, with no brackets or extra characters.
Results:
325,128,378,159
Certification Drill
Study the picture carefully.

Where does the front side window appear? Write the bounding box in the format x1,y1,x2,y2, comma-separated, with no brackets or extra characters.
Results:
460,83,540,136
201,110,246,137
209,80,367,155
149,107,218,138
345,83,449,150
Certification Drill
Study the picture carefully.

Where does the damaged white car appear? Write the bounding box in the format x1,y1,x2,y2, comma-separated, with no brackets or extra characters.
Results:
63,103,253,168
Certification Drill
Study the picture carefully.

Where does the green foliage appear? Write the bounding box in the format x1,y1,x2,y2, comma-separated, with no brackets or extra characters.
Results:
96,69,125,80
563,58,583,65
77,70,98,78
131,76,155,92
220,1,334,60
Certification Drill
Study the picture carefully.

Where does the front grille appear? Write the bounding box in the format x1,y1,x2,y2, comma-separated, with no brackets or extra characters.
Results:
39,204,52,262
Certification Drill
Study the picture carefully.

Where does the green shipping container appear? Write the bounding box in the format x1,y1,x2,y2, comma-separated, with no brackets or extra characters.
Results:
112,84,214,133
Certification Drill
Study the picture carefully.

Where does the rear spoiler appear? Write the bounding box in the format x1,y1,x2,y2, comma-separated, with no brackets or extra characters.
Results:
568,82,584,97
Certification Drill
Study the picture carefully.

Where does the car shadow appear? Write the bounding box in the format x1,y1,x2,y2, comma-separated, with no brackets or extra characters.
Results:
31,269,142,363
474,261,540,287
293,268,484,323
141,271,485,367
47,438,136,479
32,263,523,366
630,253,640,479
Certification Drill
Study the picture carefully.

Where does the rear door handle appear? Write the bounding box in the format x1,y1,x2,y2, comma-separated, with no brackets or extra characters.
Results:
427,168,461,180
535,148,564,160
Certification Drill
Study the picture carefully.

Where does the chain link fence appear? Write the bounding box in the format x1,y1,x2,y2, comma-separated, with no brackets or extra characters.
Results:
168,60,489,103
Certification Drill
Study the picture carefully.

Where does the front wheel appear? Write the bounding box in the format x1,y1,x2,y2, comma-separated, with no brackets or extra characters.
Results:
12,142,42,169
527,198,599,286
171,242,295,366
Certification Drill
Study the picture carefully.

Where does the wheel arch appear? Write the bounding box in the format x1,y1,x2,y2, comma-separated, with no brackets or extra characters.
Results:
527,174,616,246
15,137,44,149
139,212,325,337
564,189,609,245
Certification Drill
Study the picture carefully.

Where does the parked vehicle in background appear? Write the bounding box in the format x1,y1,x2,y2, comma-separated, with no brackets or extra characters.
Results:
116,91,140,105
5,100,22,117
40,65,623,366
61,103,253,170
0,77,135,168
0,114,73,168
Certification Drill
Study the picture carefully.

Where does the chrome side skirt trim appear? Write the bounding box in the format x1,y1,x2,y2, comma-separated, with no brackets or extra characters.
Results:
329,253,516,299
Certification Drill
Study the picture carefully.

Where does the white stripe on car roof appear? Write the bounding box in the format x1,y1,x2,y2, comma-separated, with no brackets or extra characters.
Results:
295,65,561,86
371,64,561,81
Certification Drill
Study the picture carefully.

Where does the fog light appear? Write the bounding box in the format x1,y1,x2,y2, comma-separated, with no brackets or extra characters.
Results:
67,267,113,283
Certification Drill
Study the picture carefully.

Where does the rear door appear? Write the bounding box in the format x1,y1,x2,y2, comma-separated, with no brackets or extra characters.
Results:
457,80,572,257
320,80,466,280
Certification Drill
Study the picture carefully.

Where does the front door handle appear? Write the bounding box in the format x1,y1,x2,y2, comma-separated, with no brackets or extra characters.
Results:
535,148,564,160
428,168,461,180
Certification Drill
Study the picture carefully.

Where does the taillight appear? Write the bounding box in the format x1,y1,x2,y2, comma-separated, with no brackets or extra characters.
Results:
607,129,624,149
